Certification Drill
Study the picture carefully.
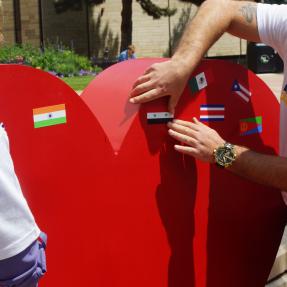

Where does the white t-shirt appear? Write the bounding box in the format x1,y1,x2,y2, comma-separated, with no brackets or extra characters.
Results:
257,3,287,157
0,126,40,260
257,4,287,202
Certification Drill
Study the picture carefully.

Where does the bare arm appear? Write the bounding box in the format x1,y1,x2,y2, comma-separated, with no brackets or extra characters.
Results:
131,0,261,113
173,0,260,71
167,119,287,192
229,146,287,191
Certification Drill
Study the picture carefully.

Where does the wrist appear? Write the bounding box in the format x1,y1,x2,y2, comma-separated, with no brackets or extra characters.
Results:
213,142,237,168
170,56,195,79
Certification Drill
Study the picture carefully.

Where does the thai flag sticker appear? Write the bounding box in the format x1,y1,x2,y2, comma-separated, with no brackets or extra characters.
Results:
200,104,225,122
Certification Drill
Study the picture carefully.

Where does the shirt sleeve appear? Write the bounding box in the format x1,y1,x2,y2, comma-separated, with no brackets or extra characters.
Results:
257,3,287,58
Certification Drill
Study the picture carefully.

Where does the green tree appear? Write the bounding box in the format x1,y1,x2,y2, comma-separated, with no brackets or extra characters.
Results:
53,0,105,14
163,6,192,57
54,0,175,53
92,11,119,59
120,0,176,51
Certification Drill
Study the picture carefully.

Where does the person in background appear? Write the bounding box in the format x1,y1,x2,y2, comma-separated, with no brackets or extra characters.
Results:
118,44,136,62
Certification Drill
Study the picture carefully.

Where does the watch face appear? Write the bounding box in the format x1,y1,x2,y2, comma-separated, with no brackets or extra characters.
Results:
216,146,236,167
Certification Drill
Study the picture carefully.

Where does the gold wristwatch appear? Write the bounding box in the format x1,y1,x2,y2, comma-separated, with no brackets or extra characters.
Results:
213,142,236,168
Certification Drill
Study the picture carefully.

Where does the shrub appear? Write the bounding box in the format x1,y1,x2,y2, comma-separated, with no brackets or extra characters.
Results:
0,44,102,77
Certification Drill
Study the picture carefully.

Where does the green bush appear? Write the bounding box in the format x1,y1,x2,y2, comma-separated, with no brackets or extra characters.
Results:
0,44,102,77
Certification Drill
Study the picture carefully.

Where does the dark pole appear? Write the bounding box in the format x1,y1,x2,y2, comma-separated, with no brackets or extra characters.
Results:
168,0,172,57
38,0,44,49
85,0,91,58
13,0,22,44
121,0,132,52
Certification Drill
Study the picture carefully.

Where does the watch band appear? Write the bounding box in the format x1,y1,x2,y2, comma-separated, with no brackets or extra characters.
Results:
213,142,236,168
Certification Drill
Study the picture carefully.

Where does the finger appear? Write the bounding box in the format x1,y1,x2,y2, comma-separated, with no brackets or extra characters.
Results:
174,144,199,158
132,74,151,90
143,66,154,75
130,81,154,99
192,117,203,126
167,122,197,138
170,119,198,131
168,95,179,115
129,88,163,104
168,129,197,146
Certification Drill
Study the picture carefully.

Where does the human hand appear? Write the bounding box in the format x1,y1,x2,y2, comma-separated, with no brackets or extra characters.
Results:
130,60,190,114
167,118,225,163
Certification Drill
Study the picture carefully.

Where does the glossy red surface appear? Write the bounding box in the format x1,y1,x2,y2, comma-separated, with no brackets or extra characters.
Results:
0,59,285,287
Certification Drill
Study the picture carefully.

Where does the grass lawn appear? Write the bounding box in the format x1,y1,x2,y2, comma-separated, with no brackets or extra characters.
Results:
62,75,96,91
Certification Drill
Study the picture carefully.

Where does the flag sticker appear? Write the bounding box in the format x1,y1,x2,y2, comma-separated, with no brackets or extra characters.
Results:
33,104,67,128
189,72,207,93
189,69,214,94
240,116,262,136
147,112,173,124
200,104,225,122
232,80,252,102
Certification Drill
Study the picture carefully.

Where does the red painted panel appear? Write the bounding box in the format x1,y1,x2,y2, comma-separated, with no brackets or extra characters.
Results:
82,59,286,287
0,65,113,286
0,59,284,287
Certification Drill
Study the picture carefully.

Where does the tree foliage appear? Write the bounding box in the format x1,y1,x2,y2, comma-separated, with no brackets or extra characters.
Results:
53,0,105,14
120,0,176,51
53,0,184,57
137,0,176,19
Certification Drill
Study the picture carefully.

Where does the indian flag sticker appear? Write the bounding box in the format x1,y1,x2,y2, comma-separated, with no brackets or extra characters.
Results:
33,104,67,128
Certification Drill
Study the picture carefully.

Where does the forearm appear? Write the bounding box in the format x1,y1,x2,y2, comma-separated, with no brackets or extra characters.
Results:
172,0,232,70
167,119,287,191
172,0,259,74
229,146,287,191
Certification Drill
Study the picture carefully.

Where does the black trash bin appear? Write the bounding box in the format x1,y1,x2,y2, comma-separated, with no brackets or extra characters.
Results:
247,42,283,74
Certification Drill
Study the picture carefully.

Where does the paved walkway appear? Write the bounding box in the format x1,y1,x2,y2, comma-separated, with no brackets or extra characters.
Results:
257,73,284,100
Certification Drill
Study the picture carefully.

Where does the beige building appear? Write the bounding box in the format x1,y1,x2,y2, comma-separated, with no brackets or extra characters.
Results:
0,0,246,59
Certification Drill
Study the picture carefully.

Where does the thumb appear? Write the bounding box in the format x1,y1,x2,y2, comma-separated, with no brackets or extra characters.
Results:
168,95,179,115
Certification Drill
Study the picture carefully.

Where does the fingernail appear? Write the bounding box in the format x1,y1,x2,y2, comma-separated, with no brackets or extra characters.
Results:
129,98,135,103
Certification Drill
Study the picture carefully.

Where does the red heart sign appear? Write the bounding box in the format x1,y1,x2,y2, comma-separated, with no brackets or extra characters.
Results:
82,59,286,287
0,60,285,287
81,58,166,153
0,64,114,286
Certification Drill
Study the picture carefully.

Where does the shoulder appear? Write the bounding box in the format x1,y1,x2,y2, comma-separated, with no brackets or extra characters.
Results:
257,3,287,56
257,3,287,25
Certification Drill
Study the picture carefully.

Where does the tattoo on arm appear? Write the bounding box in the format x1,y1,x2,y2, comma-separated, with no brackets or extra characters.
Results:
240,3,257,24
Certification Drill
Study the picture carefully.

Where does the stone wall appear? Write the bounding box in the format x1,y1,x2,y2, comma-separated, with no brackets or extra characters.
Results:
2,0,15,44
20,0,40,46
0,0,247,58
91,0,247,58
41,0,88,54
2,0,40,46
